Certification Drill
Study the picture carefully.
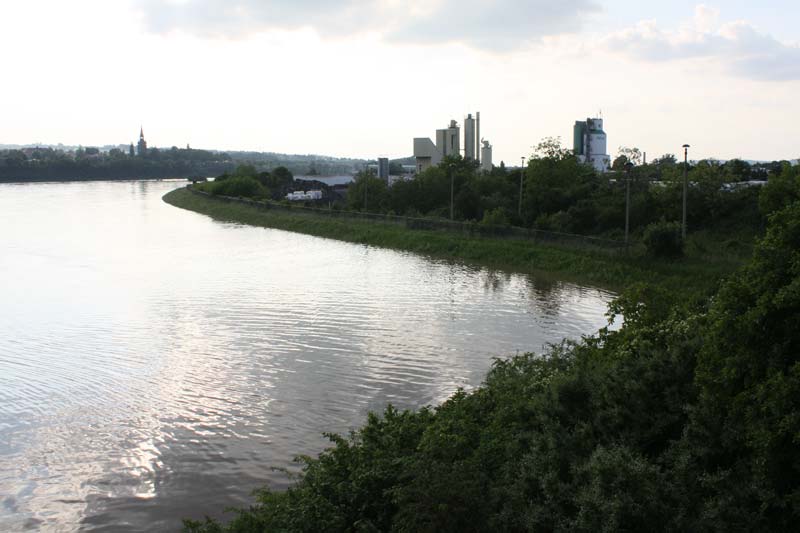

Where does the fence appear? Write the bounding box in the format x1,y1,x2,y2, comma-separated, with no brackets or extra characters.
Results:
187,186,627,252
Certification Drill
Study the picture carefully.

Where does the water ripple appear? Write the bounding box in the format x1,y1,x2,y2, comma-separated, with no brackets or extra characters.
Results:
0,180,615,532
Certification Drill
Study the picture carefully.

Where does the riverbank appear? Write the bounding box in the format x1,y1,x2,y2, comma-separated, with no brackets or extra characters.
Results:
164,187,746,298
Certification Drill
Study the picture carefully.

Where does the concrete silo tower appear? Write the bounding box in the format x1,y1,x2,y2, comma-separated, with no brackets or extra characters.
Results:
464,114,476,160
436,120,460,158
573,117,610,172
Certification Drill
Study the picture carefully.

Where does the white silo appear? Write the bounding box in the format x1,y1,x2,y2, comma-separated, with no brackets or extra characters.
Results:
464,114,476,160
574,117,610,173
480,139,493,172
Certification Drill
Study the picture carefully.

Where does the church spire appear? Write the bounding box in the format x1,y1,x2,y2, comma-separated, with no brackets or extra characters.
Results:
137,126,147,156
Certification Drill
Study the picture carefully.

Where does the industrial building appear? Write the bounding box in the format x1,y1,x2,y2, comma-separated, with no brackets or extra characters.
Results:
413,112,492,173
480,140,493,172
377,157,389,180
573,118,610,173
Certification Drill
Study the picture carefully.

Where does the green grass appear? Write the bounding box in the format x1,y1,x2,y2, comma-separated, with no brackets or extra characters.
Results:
163,187,746,298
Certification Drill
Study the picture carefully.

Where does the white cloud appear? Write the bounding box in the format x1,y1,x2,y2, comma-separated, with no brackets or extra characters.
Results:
603,5,800,81
135,0,600,50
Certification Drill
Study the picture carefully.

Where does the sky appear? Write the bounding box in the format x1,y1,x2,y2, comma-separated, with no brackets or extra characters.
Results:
1,0,799,163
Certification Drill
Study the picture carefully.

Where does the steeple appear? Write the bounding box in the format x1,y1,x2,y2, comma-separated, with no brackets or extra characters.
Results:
137,126,148,156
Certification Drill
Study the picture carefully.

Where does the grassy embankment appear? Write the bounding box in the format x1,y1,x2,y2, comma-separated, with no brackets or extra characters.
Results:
163,186,749,298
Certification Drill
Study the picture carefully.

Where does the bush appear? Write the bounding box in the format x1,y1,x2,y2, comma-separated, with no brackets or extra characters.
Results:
210,176,266,199
643,219,684,258
481,207,510,226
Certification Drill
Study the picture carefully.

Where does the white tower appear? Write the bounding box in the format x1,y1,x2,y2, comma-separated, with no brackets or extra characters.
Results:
480,139,493,172
464,114,476,160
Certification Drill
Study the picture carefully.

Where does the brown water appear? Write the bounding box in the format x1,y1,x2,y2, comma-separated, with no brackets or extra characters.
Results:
0,180,615,531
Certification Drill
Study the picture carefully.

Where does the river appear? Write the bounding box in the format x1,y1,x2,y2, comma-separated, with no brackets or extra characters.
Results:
0,180,615,531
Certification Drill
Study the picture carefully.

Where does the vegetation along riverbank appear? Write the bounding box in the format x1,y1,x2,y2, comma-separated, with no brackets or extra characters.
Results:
165,149,800,531
176,197,800,532
165,185,741,301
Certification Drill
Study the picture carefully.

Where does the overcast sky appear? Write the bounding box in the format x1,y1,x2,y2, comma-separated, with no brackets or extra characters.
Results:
2,0,799,162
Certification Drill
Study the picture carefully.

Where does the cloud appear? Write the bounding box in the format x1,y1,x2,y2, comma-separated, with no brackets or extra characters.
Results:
603,5,800,81
135,0,600,50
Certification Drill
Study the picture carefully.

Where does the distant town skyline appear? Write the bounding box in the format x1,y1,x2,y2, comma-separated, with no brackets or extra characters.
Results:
2,1,799,163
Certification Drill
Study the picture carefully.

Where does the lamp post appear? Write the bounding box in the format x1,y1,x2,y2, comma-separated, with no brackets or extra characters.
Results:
449,165,454,220
682,144,690,239
519,156,525,217
624,161,634,246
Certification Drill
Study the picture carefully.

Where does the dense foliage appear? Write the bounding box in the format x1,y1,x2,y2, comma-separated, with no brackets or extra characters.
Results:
0,146,233,181
184,200,800,532
340,140,789,246
642,219,684,258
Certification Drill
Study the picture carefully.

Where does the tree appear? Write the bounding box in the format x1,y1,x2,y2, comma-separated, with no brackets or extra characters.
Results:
686,200,800,530
347,170,388,212
233,164,257,178
611,154,629,172
533,136,572,160
524,137,598,224
618,146,643,165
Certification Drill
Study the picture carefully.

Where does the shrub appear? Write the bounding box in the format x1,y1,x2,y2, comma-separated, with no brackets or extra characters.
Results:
211,176,266,199
643,219,684,258
481,207,510,226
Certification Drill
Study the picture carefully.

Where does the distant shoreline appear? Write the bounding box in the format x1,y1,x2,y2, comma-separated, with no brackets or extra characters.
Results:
0,176,197,184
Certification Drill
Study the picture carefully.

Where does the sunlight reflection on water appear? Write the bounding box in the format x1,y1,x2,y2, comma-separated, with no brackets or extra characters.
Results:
0,180,615,531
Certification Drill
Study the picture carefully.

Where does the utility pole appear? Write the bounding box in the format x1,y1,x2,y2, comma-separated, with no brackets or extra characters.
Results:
624,161,633,246
449,166,454,220
364,173,368,211
519,156,525,217
682,144,690,239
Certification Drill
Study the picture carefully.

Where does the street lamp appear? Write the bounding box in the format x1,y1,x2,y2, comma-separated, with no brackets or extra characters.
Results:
449,165,454,220
624,161,634,246
519,156,526,217
682,144,690,239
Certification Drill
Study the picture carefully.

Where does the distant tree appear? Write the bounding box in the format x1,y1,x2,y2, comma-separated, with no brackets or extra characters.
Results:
348,170,388,212
618,146,643,165
653,154,677,167
612,154,629,172
272,166,293,184
524,137,597,223
234,164,257,178
724,159,752,181
533,136,572,160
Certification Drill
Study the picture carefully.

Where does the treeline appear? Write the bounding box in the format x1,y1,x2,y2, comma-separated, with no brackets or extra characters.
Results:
192,139,800,259
0,146,234,181
186,196,800,532
227,151,367,177
347,138,797,242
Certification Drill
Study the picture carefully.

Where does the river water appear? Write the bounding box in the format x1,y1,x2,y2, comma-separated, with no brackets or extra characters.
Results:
0,180,615,531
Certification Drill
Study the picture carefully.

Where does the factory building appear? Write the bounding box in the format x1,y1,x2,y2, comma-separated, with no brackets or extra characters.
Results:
414,112,492,173
480,140,493,172
413,137,442,173
573,118,610,173
435,120,461,158
377,157,389,180
464,114,476,161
